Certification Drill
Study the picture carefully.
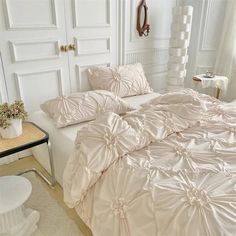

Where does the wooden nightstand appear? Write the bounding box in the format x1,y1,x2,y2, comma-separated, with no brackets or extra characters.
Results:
0,122,56,187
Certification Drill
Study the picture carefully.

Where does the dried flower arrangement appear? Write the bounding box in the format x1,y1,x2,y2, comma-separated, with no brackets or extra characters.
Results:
0,100,27,129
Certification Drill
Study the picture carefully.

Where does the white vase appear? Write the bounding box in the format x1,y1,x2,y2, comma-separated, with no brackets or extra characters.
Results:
0,119,23,139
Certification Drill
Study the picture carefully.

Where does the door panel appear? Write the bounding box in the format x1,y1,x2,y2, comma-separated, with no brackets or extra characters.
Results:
65,0,117,92
9,39,60,62
0,0,70,111
0,0,118,109
4,0,58,30
73,0,111,28
15,69,64,111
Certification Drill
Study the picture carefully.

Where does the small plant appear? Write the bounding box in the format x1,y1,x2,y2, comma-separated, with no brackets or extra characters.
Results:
0,100,27,129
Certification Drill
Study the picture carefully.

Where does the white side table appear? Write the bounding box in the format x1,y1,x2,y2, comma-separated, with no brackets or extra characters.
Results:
0,176,40,236
193,74,229,99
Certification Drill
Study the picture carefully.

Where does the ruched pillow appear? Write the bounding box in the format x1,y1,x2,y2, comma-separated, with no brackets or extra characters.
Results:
87,63,153,97
40,90,133,128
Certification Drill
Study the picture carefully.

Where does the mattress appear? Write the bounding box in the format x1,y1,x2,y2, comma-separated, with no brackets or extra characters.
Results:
29,92,160,185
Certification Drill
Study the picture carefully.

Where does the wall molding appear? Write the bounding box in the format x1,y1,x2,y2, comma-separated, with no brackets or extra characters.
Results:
144,64,168,75
196,66,213,74
4,0,58,30
199,0,212,51
9,39,60,62
14,69,64,100
0,53,9,103
76,62,110,91
117,0,125,65
75,37,111,56
125,48,169,66
73,0,111,28
125,48,169,84
199,0,218,52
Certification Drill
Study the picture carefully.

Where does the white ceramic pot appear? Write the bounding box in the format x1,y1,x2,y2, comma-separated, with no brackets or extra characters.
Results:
0,119,22,139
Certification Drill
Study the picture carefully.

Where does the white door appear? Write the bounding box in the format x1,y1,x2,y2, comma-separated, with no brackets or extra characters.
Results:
0,0,71,111
64,0,118,92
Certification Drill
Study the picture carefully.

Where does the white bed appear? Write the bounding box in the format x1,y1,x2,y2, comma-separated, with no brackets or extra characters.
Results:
29,92,160,185
63,90,236,236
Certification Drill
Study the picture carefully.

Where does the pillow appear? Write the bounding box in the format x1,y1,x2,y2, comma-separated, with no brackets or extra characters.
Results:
87,63,153,97
40,90,133,128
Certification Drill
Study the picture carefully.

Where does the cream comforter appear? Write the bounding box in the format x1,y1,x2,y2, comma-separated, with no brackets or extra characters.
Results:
63,89,236,236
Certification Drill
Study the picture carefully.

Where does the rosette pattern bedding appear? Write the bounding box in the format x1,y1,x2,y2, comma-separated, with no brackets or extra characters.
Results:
63,89,236,236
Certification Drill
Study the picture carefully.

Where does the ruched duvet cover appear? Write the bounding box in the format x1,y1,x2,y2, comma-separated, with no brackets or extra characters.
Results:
63,89,236,236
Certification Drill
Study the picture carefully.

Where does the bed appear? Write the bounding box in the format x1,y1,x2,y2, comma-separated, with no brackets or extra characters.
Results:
29,82,236,236
29,92,160,186
62,89,236,236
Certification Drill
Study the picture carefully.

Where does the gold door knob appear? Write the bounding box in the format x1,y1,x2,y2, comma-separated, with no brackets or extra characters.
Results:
68,44,76,51
60,45,69,52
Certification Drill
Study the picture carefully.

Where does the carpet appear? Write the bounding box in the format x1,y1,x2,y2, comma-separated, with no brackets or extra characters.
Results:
23,173,84,236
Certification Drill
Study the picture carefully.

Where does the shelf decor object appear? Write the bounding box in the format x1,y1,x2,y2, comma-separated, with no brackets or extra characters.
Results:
137,0,150,37
167,6,193,89
0,101,27,139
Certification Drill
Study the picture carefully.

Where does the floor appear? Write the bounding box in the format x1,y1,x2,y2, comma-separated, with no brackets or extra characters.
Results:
0,156,92,236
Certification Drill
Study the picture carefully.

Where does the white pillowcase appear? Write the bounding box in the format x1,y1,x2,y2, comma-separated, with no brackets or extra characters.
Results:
40,90,133,128
87,63,153,98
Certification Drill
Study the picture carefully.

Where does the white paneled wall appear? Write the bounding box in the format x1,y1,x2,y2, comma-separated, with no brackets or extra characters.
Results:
0,0,231,105
0,0,180,107
179,0,227,97
122,0,179,92
0,0,117,111
0,52,7,103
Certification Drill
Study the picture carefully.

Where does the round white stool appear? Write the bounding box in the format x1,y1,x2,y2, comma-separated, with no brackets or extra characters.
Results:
0,176,40,236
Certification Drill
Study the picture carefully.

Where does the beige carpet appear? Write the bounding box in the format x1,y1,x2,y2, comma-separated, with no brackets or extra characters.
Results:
23,173,84,236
